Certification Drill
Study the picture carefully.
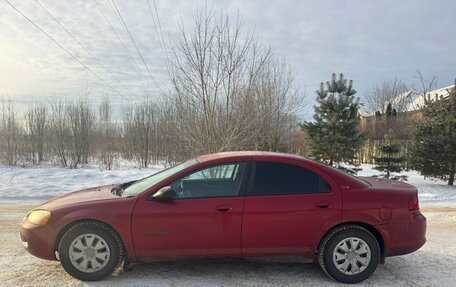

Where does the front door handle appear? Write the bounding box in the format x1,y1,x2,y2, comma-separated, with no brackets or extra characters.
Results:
216,206,233,213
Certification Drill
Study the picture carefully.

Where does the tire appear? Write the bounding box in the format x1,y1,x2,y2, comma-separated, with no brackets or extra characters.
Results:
58,221,124,281
318,225,380,284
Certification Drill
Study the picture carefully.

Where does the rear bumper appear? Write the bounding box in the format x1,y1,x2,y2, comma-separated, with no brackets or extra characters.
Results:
378,210,427,257
20,221,58,261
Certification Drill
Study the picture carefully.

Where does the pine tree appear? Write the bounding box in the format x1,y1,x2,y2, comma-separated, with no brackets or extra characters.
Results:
386,102,393,117
410,81,456,185
373,130,407,181
300,73,365,174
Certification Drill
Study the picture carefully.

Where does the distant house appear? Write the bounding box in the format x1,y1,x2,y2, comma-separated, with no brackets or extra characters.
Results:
359,83,455,140
392,84,455,113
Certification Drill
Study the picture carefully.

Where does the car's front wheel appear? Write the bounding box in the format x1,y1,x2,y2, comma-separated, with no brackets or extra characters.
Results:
58,221,124,281
318,225,380,284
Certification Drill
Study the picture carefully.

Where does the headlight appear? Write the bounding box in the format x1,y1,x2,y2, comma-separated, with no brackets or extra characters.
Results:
27,210,51,225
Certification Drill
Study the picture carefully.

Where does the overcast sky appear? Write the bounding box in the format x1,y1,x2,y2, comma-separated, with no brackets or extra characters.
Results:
0,0,455,119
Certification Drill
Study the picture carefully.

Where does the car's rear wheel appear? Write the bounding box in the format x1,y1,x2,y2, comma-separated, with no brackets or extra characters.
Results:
58,221,124,281
318,225,380,284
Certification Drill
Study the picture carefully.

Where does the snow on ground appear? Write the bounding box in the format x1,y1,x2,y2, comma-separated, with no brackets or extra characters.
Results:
0,164,162,204
0,163,454,207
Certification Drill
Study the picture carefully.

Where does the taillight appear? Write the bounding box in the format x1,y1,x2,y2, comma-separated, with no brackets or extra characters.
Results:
408,195,419,211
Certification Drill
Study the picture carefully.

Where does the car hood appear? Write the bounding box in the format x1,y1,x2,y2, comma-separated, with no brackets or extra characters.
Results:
39,184,119,210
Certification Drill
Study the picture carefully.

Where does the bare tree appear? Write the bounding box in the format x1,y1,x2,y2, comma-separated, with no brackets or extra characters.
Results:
157,101,183,164
169,8,304,158
363,78,409,115
97,97,117,170
412,70,437,110
122,99,159,168
0,10,308,167
25,105,47,164
0,98,21,165
49,99,71,167
249,60,304,151
66,98,94,168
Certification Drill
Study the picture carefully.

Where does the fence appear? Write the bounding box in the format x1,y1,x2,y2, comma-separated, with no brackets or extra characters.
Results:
357,139,413,168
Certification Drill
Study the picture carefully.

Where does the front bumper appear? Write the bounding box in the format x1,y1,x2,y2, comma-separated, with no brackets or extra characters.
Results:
20,220,58,261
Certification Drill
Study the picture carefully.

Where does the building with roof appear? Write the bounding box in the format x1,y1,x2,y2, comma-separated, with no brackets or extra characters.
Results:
359,83,455,140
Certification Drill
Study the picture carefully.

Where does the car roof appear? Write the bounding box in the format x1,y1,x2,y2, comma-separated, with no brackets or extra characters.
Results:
197,151,305,162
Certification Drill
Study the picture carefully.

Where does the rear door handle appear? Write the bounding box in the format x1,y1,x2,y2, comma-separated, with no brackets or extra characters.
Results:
315,201,332,209
216,206,233,213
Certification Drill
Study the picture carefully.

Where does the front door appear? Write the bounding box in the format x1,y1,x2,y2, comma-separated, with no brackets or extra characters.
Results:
132,162,248,259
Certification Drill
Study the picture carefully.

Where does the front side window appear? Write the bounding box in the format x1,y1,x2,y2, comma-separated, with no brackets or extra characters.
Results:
171,163,246,199
250,161,331,196
122,159,198,197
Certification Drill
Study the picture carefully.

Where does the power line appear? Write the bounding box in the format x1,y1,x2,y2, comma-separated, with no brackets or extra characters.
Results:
147,0,171,78
152,0,173,95
34,0,140,99
3,0,124,98
93,0,146,82
153,0,170,67
110,0,164,95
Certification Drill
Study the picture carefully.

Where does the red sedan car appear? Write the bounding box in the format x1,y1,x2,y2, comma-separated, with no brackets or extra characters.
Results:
20,151,426,283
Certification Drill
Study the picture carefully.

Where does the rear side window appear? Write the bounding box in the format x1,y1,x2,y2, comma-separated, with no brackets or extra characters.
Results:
250,161,331,196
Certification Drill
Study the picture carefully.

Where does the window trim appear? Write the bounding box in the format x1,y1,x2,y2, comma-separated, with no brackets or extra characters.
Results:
246,161,333,197
170,161,251,200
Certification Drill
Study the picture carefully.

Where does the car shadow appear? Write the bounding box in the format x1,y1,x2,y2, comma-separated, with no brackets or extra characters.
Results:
88,259,338,286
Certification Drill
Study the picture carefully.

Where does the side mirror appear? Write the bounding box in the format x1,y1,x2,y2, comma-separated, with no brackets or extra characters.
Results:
151,186,176,202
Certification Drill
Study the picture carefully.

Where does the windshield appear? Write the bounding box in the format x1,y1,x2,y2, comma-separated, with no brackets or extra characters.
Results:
122,159,198,197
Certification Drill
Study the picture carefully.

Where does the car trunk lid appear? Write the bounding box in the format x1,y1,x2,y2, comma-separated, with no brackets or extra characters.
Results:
358,176,416,191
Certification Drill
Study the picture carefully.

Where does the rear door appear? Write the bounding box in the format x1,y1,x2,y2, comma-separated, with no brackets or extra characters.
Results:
242,160,342,258
132,162,249,259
